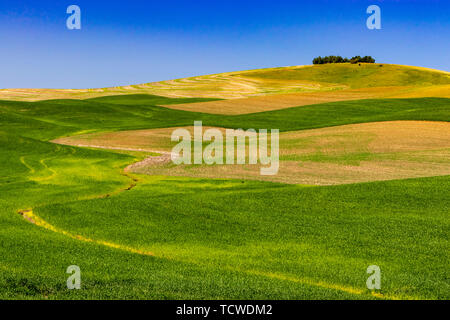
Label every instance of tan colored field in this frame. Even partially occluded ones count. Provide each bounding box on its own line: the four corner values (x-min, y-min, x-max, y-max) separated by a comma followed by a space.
387, 84, 450, 99
162, 86, 446, 115
0, 70, 339, 101
53, 127, 192, 152
53, 121, 450, 185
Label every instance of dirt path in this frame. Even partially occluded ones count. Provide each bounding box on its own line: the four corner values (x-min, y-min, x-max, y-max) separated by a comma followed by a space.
55, 142, 172, 155
54, 142, 178, 170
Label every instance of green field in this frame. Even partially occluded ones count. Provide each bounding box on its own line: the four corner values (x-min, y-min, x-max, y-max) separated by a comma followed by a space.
0, 66, 449, 300
243, 63, 450, 88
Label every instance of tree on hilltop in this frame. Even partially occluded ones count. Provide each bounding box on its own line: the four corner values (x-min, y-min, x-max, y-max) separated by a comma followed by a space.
313, 55, 375, 64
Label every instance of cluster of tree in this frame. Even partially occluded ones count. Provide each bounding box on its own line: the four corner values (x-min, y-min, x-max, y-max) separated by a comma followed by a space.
312, 55, 375, 65
349, 56, 376, 64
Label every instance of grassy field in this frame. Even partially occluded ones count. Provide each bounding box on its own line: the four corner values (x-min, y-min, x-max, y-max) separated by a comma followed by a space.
0, 65, 449, 300
243, 64, 450, 88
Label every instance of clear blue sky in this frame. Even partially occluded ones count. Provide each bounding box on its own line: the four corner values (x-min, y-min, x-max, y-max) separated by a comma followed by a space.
0, 0, 449, 89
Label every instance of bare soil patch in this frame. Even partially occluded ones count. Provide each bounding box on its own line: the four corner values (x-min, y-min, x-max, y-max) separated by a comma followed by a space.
54, 121, 450, 185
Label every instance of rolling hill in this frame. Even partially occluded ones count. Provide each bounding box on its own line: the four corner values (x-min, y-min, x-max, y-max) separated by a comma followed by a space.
0, 63, 448, 103
0, 64, 449, 300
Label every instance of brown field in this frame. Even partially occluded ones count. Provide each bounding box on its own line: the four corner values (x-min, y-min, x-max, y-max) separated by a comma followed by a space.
53, 127, 199, 152
53, 121, 450, 185
161, 86, 436, 115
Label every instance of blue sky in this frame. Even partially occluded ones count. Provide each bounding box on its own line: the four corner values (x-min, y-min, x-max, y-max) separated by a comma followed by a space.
0, 0, 448, 89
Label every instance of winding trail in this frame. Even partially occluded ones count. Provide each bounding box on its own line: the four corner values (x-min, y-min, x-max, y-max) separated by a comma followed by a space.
18, 209, 155, 257
17, 144, 156, 256
19, 156, 35, 174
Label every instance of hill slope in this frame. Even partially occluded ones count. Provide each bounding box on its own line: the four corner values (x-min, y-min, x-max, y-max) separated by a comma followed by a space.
0, 64, 448, 102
